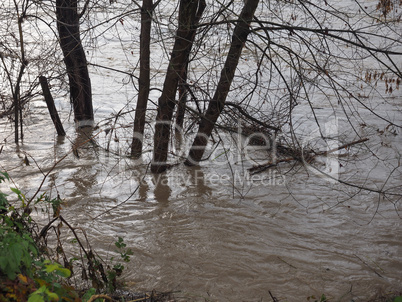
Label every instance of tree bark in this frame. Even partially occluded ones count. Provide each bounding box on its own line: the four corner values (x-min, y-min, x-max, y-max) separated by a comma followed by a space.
56, 0, 93, 126
185, 0, 260, 165
39, 76, 66, 136
14, 9, 28, 143
131, 0, 153, 157
175, 63, 189, 129
151, 0, 206, 173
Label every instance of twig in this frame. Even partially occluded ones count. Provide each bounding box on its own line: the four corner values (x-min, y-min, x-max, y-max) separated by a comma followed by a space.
88, 294, 113, 302
92, 163, 150, 220
354, 254, 383, 278
315, 138, 369, 156
58, 215, 92, 262
277, 256, 297, 269
249, 155, 297, 174
249, 138, 369, 174
269, 291, 279, 302
38, 216, 59, 239
226, 101, 280, 132
24, 130, 103, 212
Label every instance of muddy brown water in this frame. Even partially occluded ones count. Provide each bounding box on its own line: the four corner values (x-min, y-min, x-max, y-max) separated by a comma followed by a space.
1, 0, 401, 300
0, 106, 401, 301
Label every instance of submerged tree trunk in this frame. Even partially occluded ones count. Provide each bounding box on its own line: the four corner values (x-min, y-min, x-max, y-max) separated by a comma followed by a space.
14, 6, 27, 143
131, 0, 153, 157
151, 0, 206, 173
185, 0, 260, 165
175, 63, 189, 129
39, 76, 66, 136
56, 0, 93, 126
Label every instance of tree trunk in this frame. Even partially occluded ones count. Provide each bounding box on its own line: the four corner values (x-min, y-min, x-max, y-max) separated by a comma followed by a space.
39, 76, 66, 136
151, 0, 206, 173
131, 0, 153, 157
56, 0, 93, 127
14, 10, 27, 143
185, 0, 260, 165
175, 63, 188, 129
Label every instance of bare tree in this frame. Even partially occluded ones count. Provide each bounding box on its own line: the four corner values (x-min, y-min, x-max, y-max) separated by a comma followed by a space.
151, 0, 206, 173
0, 0, 400, 207
0, 0, 62, 142
131, 0, 154, 157
56, 0, 94, 126
0, 0, 29, 143
185, 0, 260, 165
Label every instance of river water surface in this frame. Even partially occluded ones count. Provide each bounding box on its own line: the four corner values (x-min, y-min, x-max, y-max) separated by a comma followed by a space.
1, 0, 402, 301
1, 100, 401, 301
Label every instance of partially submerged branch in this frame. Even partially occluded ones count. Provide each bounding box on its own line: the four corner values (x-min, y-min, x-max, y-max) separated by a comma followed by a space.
249, 137, 369, 174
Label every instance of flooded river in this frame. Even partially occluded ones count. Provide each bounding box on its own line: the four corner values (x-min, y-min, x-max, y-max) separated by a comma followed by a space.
1, 0, 402, 301
0, 98, 401, 301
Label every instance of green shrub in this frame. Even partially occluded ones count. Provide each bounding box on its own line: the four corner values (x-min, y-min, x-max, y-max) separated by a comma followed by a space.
0, 171, 76, 301
0, 224, 38, 280
0, 171, 131, 301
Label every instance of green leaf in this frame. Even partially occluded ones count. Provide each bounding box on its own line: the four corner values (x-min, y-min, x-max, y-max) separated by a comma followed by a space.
47, 291, 59, 301
44, 262, 71, 278
394, 297, 402, 302
36, 286, 47, 294
44, 263, 60, 273
28, 285, 59, 302
9, 243, 23, 264
28, 294, 45, 302
0, 171, 9, 183
56, 267, 71, 278
115, 236, 127, 249
10, 187, 26, 206
10, 187, 22, 195
82, 288, 96, 302
0, 255, 17, 280
0, 192, 9, 207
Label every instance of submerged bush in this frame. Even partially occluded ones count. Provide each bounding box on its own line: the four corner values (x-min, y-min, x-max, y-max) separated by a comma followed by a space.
0, 171, 130, 301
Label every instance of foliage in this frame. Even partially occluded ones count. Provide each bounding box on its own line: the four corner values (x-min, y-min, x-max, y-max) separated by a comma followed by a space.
106, 237, 134, 292
0, 171, 38, 281
81, 288, 96, 302
0, 173, 76, 301
0, 172, 9, 213
115, 236, 133, 264
307, 294, 328, 302
0, 223, 37, 280
0, 171, 132, 301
